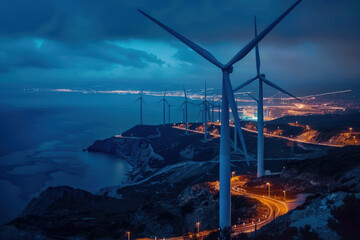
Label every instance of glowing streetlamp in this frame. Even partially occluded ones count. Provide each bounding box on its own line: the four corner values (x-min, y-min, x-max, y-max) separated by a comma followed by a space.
196, 222, 200, 234
283, 190, 286, 202
126, 232, 130, 240
232, 171, 235, 178
266, 182, 271, 197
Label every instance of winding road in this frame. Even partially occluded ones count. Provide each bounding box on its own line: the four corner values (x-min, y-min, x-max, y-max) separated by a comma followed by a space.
230, 181, 289, 234
173, 124, 343, 148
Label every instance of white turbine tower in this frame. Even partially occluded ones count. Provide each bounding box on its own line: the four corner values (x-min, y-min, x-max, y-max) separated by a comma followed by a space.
233, 96, 238, 153
138, 0, 302, 234
167, 103, 175, 124
135, 90, 145, 125
233, 16, 301, 178
179, 87, 193, 135
210, 95, 216, 123
158, 90, 168, 126
203, 82, 211, 141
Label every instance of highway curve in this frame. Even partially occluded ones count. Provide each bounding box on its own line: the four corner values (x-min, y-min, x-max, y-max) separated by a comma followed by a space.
231, 182, 288, 234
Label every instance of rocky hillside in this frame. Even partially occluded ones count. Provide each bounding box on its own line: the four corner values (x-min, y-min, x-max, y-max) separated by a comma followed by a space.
243, 146, 360, 195
88, 124, 333, 185
88, 125, 221, 183
252, 192, 360, 240
266, 113, 360, 145
0, 183, 261, 239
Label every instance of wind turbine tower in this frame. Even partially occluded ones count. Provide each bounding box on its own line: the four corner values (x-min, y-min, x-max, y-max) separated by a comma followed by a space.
179, 87, 192, 135
203, 82, 210, 141
167, 103, 175, 124
233, 16, 301, 178
158, 90, 168, 126
136, 90, 145, 125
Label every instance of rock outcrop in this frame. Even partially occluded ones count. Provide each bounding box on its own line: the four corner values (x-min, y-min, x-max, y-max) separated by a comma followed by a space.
88, 137, 163, 168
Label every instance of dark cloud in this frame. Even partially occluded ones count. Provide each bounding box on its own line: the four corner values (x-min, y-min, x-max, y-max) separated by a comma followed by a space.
1, 0, 359, 44
0, 0, 359, 93
0, 38, 64, 73
81, 42, 164, 68
0, 38, 164, 73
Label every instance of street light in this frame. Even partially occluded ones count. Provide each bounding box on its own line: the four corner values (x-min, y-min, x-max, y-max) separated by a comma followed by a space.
283, 190, 286, 202
232, 171, 235, 178
126, 232, 130, 240
266, 182, 271, 197
196, 222, 200, 234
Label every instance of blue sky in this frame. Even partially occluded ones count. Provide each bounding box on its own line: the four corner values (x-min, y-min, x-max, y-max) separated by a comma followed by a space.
0, 0, 359, 95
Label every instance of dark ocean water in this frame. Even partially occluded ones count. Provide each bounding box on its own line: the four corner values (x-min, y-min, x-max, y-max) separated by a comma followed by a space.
0, 89, 199, 224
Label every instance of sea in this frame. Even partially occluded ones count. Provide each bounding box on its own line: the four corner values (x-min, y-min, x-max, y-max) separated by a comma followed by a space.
0, 88, 206, 225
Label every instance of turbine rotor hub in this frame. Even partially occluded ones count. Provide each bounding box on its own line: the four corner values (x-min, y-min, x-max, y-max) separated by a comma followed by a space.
260, 74, 266, 78
224, 66, 233, 73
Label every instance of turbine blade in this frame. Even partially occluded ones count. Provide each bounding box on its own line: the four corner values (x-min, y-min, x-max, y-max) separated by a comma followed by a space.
178, 102, 185, 111
226, 0, 302, 68
157, 99, 163, 104
233, 76, 258, 92
254, 16, 261, 75
138, 9, 224, 69
260, 77, 301, 101
223, 72, 250, 165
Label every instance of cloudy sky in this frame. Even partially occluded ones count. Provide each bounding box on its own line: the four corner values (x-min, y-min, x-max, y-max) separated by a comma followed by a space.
0, 0, 359, 95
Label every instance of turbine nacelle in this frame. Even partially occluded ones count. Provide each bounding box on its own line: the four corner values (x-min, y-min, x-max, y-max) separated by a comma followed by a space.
259, 74, 266, 78
223, 66, 234, 73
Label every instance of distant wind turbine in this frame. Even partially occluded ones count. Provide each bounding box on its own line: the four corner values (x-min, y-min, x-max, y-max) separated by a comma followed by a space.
178, 87, 194, 135
135, 90, 145, 125
210, 95, 216, 122
202, 82, 211, 141
138, 0, 302, 232
233, 16, 301, 178
158, 90, 168, 126
180, 108, 186, 123
167, 103, 175, 124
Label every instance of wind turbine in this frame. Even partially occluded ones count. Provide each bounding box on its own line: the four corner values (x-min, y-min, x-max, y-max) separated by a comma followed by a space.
180, 108, 186, 123
167, 103, 175, 124
196, 105, 204, 121
233, 95, 239, 153
210, 95, 217, 123
217, 99, 221, 122
135, 90, 145, 125
233, 16, 301, 178
158, 90, 168, 126
178, 87, 193, 135
202, 82, 211, 141
138, 0, 302, 232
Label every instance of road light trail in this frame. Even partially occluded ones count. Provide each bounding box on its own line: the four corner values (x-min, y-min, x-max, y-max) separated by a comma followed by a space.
173, 123, 343, 147
230, 182, 288, 234
237, 124, 343, 147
